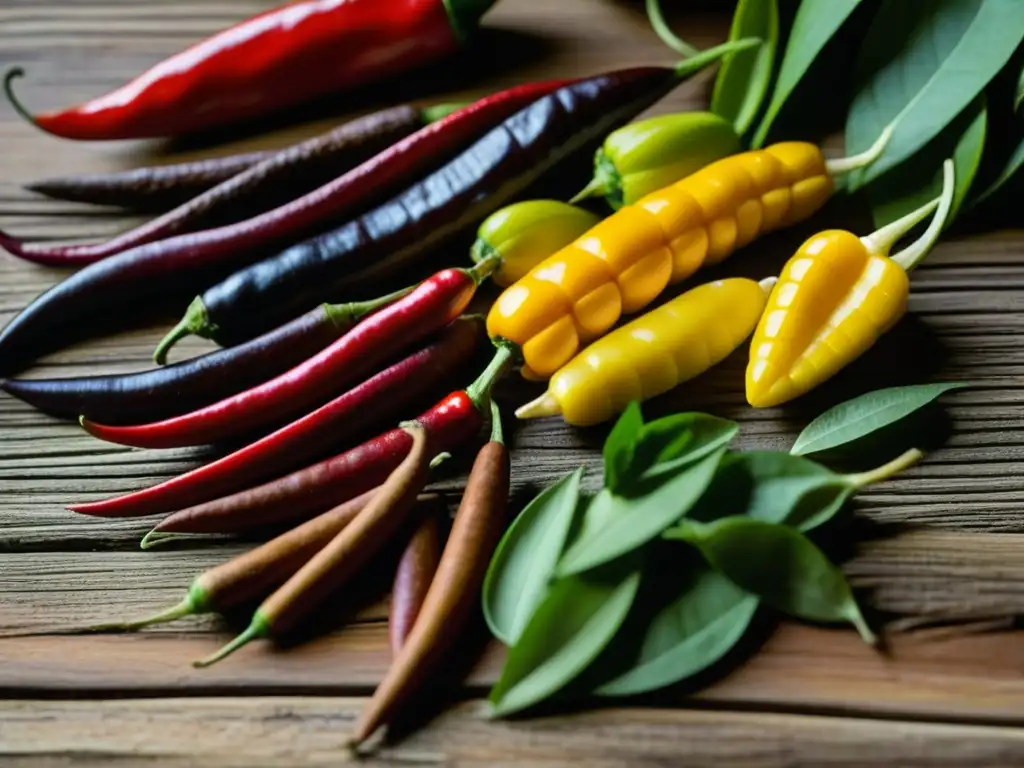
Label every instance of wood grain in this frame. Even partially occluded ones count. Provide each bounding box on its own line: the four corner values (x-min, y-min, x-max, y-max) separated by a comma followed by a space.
6, 697, 1024, 767
1, 0, 1024, 763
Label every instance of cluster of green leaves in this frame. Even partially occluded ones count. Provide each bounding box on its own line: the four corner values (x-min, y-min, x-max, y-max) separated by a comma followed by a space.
709, 0, 1023, 226
482, 383, 965, 717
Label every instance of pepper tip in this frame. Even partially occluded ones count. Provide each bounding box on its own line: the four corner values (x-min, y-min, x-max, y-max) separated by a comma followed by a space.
515, 391, 561, 420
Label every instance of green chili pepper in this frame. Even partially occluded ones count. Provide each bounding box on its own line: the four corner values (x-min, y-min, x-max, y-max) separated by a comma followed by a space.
470, 200, 601, 286
572, 112, 742, 209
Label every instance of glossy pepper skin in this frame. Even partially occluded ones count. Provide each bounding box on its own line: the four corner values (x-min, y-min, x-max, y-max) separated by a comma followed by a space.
574, 111, 741, 209
746, 231, 909, 408
4, 0, 496, 140
517, 278, 770, 426
471, 200, 600, 286
746, 160, 955, 408
487, 142, 832, 379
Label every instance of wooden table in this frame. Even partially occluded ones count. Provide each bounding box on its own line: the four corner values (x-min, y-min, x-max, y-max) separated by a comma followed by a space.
2, 1, 1024, 765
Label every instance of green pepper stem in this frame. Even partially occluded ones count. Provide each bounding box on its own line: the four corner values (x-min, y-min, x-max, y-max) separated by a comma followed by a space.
890, 159, 956, 273
569, 175, 610, 205
848, 605, 879, 647
674, 38, 762, 80
322, 284, 414, 329
3, 68, 42, 133
470, 238, 500, 267
825, 123, 894, 176
844, 448, 924, 489
193, 611, 270, 668
489, 399, 504, 445
646, 0, 699, 57
467, 255, 500, 286
153, 297, 212, 365
466, 342, 515, 411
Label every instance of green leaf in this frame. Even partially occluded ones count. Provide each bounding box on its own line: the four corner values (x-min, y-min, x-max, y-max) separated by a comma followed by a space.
711, 0, 779, 136
488, 559, 642, 717
791, 383, 968, 456
631, 413, 738, 486
593, 555, 758, 696
868, 97, 988, 229
557, 447, 727, 577
483, 467, 584, 646
671, 517, 876, 645
603, 402, 643, 494
682, 451, 856, 532
845, 0, 1024, 189
752, 0, 864, 147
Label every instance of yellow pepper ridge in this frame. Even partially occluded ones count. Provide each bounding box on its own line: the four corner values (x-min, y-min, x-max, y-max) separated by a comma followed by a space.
745, 159, 956, 408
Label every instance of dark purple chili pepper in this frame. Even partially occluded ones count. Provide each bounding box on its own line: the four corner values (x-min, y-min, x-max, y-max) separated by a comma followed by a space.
2, 104, 455, 266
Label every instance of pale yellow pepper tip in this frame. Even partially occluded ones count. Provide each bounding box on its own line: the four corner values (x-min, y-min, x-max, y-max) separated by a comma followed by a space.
515, 391, 560, 420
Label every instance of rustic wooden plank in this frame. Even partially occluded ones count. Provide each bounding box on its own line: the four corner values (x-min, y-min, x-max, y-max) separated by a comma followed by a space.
5, 697, 1024, 767
3, 624, 1024, 728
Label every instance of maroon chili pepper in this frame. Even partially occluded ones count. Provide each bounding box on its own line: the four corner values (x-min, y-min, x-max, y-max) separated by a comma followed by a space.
138, 344, 514, 540
1, 287, 410, 425
3, 0, 497, 140
81, 263, 493, 449
353, 400, 509, 747
1, 103, 457, 266
390, 510, 443, 656
69, 316, 482, 520
0, 79, 566, 375
26, 150, 274, 212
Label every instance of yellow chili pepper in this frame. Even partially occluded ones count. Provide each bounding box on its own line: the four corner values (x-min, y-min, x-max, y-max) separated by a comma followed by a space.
487, 131, 892, 379
517, 277, 774, 426
471, 201, 600, 287
571, 112, 742, 209
746, 159, 955, 408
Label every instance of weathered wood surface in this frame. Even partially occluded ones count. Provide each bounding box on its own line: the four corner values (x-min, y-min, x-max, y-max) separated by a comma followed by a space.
1, 0, 1024, 765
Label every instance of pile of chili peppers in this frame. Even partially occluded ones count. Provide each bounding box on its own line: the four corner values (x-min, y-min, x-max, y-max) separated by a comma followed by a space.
0, 0, 965, 749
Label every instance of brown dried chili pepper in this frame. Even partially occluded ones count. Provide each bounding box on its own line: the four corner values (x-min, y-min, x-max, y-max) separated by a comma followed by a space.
389, 508, 444, 656
352, 400, 509, 748
194, 422, 433, 667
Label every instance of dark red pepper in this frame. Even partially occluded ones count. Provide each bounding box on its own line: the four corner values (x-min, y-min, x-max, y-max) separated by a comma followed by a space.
81, 263, 492, 448
68, 316, 482, 518
4, 0, 498, 140
136, 344, 514, 541
0, 79, 565, 375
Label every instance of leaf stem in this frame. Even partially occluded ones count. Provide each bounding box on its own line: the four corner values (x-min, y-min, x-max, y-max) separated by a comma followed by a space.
845, 448, 924, 489
890, 159, 956, 273
646, 0, 699, 57
825, 123, 894, 176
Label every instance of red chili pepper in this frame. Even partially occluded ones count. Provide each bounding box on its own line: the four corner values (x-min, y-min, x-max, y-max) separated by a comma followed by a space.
3, 0, 498, 140
0, 79, 567, 375
69, 316, 482, 519
138, 344, 514, 540
81, 263, 492, 449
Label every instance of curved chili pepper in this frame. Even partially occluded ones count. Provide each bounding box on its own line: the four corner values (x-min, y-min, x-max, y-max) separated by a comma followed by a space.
82, 263, 492, 449
1, 288, 409, 425
746, 160, 955, 408
138, 345, 514, 538
26, 150, 274, 212
2, 104, 456, 266
352, 400, 509, 747
390, 510, 443, 656
193, 422, 435, 668
69, 316, 482, 519
0, 81, 558, 375
517, 277, 773, 427
4, 0, 497, 140
157, 43, 756, 355
487, 127, 894, 379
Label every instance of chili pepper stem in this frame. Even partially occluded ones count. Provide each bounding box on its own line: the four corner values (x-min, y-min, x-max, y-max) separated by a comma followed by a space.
470, 238, 500, 267
825, 123, 894, 176
889, 159, 956, 273
3, 68, 40, 132
646, 0, 699, 57
154, 297, 215, 365
674, 38, 763, 80
322, 285, 415, 329
845, 448, 924, 489
849, 609, 879, 647
465, 341, 515, 409
466, 255, 500, 285
193, 610, 271, 668
489, 399, 504, 444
